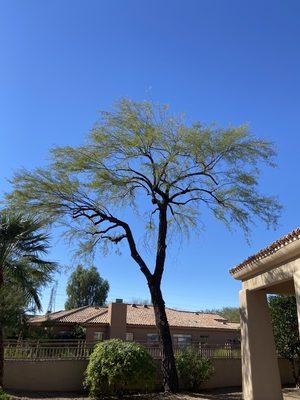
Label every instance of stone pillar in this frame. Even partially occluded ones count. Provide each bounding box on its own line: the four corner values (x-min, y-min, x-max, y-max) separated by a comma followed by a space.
108, 300, 127, 340
240, 289, 283, 400
293, 269, 300, 338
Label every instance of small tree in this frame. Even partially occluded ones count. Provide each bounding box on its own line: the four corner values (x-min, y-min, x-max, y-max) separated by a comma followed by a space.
176, 347, 214, 391
0, 211, 55, 388
269, 295, 300, 387
65, 265, 109, 310
7, 99, 281, 391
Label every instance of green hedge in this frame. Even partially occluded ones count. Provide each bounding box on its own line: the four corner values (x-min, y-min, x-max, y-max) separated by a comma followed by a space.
85, 339, 156, 397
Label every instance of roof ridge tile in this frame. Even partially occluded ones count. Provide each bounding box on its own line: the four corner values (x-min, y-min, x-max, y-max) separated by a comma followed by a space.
230, 227, 300, 276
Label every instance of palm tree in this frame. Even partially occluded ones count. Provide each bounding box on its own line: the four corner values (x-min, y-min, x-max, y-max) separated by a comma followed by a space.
0, 211, 56, 388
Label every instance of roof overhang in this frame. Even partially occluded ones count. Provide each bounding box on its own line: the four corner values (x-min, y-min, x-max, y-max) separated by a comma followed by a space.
230, 230, 300, 281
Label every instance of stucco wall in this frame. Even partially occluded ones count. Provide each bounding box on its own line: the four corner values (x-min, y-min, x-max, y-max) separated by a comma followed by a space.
4, 360, 88, 392
122, 325, 239, 344
3, 358, 294, 392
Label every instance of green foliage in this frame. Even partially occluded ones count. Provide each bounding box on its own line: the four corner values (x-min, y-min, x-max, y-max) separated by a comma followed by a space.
176, 347, 214, 391
85, 339, 156, 397
203, 307, 240, 323
269, 295, 300, 386
8, 99, 281, 259
269, 295, 300, 360
0, 389, 10, 400
0, 211, 56, 312
70, 324, 86, 339
0, 284, 31, 338
217, 307, 240, 323
23, 324, 55, 340
65, 265, 109, 310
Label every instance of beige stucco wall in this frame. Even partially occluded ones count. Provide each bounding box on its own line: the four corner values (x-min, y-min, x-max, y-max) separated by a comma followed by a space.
4, 358, 294, 392
4, 360, 88, 392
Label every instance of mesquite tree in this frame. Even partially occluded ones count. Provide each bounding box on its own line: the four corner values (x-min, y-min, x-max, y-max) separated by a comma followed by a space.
7, 99, 281, 392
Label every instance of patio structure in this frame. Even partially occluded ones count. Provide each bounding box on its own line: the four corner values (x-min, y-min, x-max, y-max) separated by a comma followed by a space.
230, 228, 300, 400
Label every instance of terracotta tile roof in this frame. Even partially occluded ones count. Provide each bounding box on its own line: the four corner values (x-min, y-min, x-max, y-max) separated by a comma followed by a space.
230, 227, 300, 276
30, 304, 239, 331
29, 306, 90, 324
30, 306, 108, 325
127, 305, 239, 330
59, 307, 108, 323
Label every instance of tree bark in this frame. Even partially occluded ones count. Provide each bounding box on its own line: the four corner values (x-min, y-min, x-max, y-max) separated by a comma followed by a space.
124, 202, 179, 392
0, 266, 4, 388
148, 281, 179, 392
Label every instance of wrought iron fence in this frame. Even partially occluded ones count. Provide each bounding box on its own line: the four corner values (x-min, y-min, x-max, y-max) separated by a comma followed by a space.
4, 339, 93, 360
4, 339, 241, 361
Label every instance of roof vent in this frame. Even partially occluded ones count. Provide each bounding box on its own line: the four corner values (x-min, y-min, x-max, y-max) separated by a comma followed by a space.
143, 304, 148, 308
115, 299, 123, 303
131, 304, 137, 308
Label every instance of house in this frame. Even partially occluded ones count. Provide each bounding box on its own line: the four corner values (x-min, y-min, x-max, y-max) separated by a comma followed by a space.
29, 299, 240, 346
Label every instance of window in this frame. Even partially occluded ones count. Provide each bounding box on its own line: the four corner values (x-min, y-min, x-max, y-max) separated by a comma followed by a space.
173, 334, 192, 346
199, 335, 209, 344
147, 333, 159, 344
126, 332, 134, 341
93, 331, 104, 341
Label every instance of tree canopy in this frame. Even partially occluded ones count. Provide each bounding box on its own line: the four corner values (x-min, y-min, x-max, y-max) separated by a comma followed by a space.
6, 98, 281, 392
65, 265, 109, 310
203, 307, 240, 323
8, 100, 280, 256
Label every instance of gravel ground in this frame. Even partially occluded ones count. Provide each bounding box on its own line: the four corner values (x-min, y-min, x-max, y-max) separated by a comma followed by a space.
7, 388, 300, 400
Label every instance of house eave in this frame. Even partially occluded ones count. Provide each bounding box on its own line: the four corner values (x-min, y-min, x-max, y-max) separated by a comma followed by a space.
230, 239, 300, 281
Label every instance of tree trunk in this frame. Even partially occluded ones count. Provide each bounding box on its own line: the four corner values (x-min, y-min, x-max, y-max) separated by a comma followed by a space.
149, 281, 179, 392
0, 267, 4, 388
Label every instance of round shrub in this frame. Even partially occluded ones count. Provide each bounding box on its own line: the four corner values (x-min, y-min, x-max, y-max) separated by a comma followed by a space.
176, 347, 214, 391
85, 339, 156, 397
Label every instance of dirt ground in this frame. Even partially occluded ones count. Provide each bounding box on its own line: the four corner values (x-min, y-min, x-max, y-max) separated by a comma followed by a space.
8, 388, 300, 400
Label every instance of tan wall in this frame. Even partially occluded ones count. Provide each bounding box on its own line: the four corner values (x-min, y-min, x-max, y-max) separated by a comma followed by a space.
85, 325, 109, 342
4, 358, 294, 392
4, 360, 88, 392
128, 326, 239, 344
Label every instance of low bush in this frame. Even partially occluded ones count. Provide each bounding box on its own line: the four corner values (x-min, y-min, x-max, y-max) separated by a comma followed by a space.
85, 339, 156, 397
176, 347, 214, 391
0, 389, 11, 400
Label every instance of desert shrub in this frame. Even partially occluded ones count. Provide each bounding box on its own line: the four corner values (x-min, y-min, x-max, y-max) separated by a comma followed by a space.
176, 347, 214, 391
0, 389, 11, 400
85, 339, 156, 397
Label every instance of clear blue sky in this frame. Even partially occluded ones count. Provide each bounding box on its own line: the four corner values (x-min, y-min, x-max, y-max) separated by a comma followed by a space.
1, 0, 299, 312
